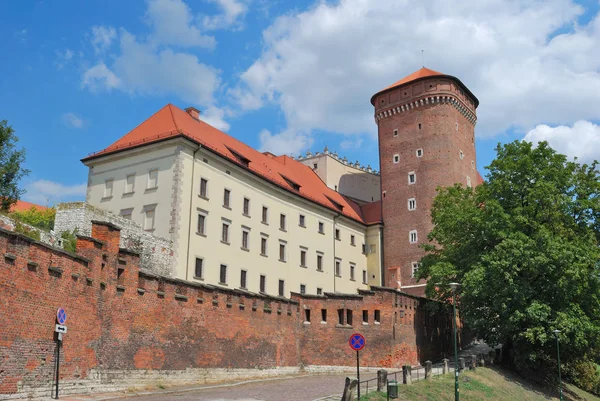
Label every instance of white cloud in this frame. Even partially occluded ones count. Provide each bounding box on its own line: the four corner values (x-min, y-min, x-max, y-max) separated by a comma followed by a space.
146, 0, 215, 48
202, 0, 249, 30
340, 137, 364, 151
259, 128, 313, 156
523, 120, 600, 163
234, 0, 600, 141
91, 26, 117, 53
82, 63, 121, 91
200, 106, 231, 131
23, 180, 87, 205
62, 112, 85, 129
55, 49, 74, 70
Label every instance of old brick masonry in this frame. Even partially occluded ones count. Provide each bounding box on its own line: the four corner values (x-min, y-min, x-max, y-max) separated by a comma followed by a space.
0, 221, 457, 399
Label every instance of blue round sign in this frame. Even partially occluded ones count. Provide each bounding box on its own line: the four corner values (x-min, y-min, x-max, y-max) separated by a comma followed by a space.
349, 333, 365, 351
57, 308, 67, 325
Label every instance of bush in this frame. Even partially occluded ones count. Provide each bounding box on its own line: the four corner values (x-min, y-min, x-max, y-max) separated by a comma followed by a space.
60, 229, 78, 253
11, 206, 55, 231
565, 359, 600, 394
14, 222, 41, 241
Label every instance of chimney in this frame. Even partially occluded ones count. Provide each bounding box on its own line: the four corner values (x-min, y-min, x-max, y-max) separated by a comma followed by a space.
185, 107, 201, 120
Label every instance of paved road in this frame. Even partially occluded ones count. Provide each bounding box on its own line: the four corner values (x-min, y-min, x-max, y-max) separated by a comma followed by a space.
102, 374, 374, 401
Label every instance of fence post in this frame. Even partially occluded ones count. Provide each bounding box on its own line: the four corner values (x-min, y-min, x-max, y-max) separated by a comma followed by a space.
478, 353, 485, 367
425, 361, 433, 380
459, 357, 465, 372
443, 358, 449, 374
377, 369, 388, 391
471, 355, 477, 371
402, 365, 412, 385
341, 377, 358, 401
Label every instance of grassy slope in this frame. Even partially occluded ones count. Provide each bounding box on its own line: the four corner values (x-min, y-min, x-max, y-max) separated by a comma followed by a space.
360, 367, 600, 401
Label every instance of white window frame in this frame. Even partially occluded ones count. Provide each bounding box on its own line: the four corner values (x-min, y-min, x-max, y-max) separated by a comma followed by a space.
393, 128, 398, 137
262, 205, 269, 224
279, 240, 287, 262
219, 264, 228, 285
147, 169, 158, 190
197, 209, 208, 235
335, 258, 342, 277
260, 234, 268, 256
241, 226, 250, 250
199, 177, 209, 198
471, 160, 475, 170
104, 178, 114, 198
362, 270, 367, 284
143, 205, 156, 231
408, 198, 416, 211
460, 150, 464, 160
120, 208, 133, 220
409, 230, 418, 244
194, 257, 204, 279
416, 148, 423, 158
124, 174, 135, 194
408, 172, 416, 185
411, 262, 419, 278
243, 197, 250, 216
300, 246, 307, 267
350, 263, 356, 281
316, 251, 324, 272
221, 218, 231, 244
393, 154, 400, 164
467, 176, 472, 188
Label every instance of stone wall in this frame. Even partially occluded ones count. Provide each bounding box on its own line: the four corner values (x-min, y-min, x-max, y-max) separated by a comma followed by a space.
0, 213, 58, 246
54, 202, 173, 276
0, 221, 460, 400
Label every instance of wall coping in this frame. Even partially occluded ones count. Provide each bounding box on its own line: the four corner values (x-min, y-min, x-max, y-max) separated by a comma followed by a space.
90, 220, 122, 231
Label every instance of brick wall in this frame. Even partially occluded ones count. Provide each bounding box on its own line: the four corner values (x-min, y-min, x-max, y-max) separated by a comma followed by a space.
0, 221, 459, 399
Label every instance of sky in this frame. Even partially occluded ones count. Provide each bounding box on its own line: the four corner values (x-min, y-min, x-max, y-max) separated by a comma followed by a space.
1, 0, 599, 206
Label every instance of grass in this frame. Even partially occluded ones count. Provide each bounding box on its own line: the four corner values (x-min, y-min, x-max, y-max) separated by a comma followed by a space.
357, 367, 600, 401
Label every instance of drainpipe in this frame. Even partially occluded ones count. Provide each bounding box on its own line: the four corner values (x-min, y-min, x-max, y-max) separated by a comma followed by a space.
185, 146, 201, 281
333, 213, 340, 293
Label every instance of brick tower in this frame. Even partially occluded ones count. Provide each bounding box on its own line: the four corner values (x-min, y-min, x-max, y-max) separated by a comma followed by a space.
371, 68, 479, 296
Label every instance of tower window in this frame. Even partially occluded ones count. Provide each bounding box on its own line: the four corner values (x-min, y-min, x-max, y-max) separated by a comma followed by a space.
408, 172, 416, 185
408, 198, 416, 211
393, 129, 398, 137
416, 149, 423, 157
456, 122, 459, 131
467, 176, 472, 188
418, 123, 422, 130
471, 160, 475, 169
460, 150, 464, 160
412, 262, 419, 278
393, 154, 400, 164
409, 230, 418, 244
313, 163, 318, 169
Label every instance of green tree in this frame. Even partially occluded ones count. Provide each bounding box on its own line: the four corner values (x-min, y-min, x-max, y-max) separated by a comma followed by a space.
0, 120, 29, 211
11, 206, 55, 231
418, 141, 600, 384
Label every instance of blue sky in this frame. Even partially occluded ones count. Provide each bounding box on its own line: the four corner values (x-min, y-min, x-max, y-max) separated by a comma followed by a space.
1, 0, 599, 205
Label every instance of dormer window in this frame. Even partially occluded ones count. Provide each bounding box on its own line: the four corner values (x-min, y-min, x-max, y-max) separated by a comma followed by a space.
226, 146, 250, 167
281, 174, 301, 191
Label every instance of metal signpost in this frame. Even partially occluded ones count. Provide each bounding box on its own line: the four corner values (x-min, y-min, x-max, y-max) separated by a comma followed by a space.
54, 308, 67, 399
349, 333, 366, 399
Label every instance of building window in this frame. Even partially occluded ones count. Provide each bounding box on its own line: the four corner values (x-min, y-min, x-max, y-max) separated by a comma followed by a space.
362, 270, 367, 284
393, 154, 400, 164
313, 163, 318, 169
218, 264, 227, 284
223, 189, 231, 208
104, 179, 114, 198
362, 310, 369, 323
418, 123, 422, 130
317, 288, 323, 296
335, 259, 341, 277
279, 242, 286, 262
471, 160, 475, 169
120, 208, 133, 220
243, 197, 250, 216
337, 309, 344, 325
262, 206, 268, 224
240, 270, 247, 289
200, 178, 208, 198
197, 213, 206, 235
300, 249, 307, 267
350, 263, 355, 281
147, 169, 158, 189
241, 229, 249, 250
318, 222, 324, 234
374, 310, 381, 323
362, 244, 366, 254
393, 129, 398, 137
350, 235, 355, 246
321, 308, 327, 321
193, 257, 204, 279
260, 275, 266, 293
460, 150, 464, 160
280, 214, 286, 231
144, 206, 155, 231
300, 284, 306, 295
221, 222, 230, 244
409, 230, 418, 244
304, 309, 310, 322
317, 253, 323, 271
261, 236, 268, 256
335, 229, 340, 240
278, 279, 285, 297
408, 172, 416, 184
125, 174, 135, 193
408, 198, 416, 211
299, 214, 306, 227
416, 148, 423, 157
467, 176, 472, 188
456, 122, 459, 131
346, 310, 353, 326
412, 262, 419, 278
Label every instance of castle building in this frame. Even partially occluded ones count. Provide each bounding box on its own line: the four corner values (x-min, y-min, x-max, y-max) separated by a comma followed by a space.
371, 67, 481, 295
81, 67, 480, 298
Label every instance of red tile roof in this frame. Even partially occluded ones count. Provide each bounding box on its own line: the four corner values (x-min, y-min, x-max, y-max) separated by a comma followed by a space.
10, 200, 48, 212
83, 104, 369, 223
360, 201, 382, 225
371, 67, 479, 107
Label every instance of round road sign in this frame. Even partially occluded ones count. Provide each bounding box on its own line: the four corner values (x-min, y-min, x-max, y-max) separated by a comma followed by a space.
349, 333, 365, 351
57, 308, 67, 325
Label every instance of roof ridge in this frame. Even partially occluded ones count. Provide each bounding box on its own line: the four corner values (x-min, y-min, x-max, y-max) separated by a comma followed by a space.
168, 104, 182, 133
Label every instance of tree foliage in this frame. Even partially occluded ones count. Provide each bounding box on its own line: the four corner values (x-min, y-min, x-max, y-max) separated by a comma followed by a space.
0, 120, 28, 211
11, 206, 55, 231
418, 141, 600, 382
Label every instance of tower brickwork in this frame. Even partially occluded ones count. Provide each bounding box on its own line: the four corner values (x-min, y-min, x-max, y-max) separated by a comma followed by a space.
371, 68, 479, 296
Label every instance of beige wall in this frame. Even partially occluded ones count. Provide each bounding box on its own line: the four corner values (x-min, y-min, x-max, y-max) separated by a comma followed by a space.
298, 153, 380, 204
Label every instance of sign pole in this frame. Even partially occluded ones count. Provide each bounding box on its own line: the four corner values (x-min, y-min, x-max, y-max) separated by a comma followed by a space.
55, 337, 60, 399
356, 350, 360, 400
54, 307, 67, 400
